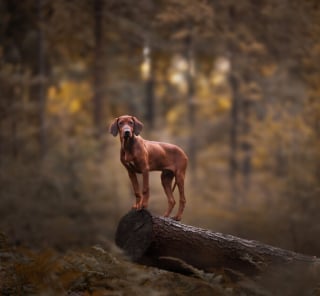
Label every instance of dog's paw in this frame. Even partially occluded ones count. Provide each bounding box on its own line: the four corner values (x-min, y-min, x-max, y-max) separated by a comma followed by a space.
132, 203, 139, 210
171, 216, 181, 221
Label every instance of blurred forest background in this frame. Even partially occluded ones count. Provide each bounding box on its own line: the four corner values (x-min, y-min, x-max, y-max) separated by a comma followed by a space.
1, 0, 320, 258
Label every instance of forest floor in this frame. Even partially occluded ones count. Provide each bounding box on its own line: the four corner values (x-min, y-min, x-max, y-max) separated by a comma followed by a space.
1, 232, 320, 296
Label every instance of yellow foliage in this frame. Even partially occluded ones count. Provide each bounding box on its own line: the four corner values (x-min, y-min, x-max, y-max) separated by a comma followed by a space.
167, 104, 186, 126
47, 80, 92, 116
70, 99, 81, 113
260, 63, 277, 77
210, 73, 226, 86
217, 96, 231, 112
140, 60, 151, 80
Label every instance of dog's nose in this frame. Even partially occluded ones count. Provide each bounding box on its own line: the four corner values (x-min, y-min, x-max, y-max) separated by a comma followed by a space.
124, 130, 130, 137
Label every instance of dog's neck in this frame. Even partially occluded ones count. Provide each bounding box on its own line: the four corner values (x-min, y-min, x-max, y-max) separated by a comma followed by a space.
121, 135, 135, 152
121, 135, 136, 162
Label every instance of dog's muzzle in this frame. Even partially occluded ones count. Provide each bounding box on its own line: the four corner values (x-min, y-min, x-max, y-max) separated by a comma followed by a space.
123, 127, 131, 138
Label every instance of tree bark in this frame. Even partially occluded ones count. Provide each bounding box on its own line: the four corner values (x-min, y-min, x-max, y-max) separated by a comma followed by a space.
115, 210, 318, 276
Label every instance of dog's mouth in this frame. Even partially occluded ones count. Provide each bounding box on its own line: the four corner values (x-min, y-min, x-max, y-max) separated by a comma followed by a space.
123, 128, 132, 138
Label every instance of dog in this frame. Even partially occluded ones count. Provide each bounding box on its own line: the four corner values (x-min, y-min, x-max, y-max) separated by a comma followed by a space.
109, 115, 188, 221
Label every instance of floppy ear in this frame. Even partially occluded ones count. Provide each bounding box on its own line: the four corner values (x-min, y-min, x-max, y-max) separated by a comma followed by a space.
109, 118, 119, 136
132, 116, 143, 135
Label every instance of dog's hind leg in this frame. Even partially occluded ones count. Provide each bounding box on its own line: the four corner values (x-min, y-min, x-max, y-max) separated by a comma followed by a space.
172, 170, 186, 221
161, 170, 176, 217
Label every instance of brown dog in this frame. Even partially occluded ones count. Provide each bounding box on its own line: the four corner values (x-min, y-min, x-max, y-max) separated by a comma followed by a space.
109, 115, 188, 221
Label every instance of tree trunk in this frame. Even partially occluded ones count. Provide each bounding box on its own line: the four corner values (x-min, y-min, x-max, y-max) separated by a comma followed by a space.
93, 0, 104, 140
115, 210, 318, 276
241, 98, 252, 192
30, 0, 47, 158
229, 73, 240, 205
185, 33, 196, 172
145, 75, 155, 129
143, 44, 155, 129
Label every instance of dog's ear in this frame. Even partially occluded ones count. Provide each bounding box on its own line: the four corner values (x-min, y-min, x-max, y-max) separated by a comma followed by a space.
109, 118, 119, 136
132, 116, 143, 135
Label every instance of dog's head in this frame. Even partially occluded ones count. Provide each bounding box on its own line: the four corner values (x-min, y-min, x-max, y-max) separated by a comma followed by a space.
109, 115, 143, 138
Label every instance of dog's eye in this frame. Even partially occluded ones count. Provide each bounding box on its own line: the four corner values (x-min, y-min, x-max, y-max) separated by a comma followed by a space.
118, 121, 124, 126
129, 121, 134, 125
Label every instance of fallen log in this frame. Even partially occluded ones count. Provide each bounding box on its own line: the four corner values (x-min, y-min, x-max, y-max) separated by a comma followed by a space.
115, 210, 319, 276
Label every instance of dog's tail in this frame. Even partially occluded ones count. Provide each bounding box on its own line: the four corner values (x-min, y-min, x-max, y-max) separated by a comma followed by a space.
172, 180, 177, 192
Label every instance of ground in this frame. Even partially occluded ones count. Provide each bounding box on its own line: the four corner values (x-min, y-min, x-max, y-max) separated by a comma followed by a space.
1, 232, 320, 295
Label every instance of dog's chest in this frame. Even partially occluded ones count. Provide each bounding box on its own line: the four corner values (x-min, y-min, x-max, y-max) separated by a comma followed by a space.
123, 150, 134, 162
122, 151, 142, 173
127, 161, 140, 172
125, 158, 142, 173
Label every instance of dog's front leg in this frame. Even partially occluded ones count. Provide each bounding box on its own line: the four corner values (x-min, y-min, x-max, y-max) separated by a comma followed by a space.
138, 170, 149, 209
127, 169, 143, 209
